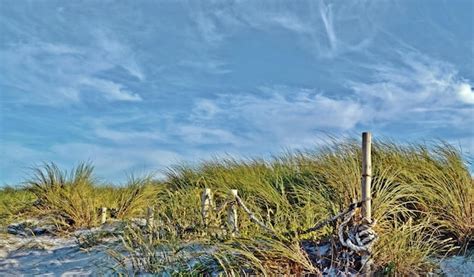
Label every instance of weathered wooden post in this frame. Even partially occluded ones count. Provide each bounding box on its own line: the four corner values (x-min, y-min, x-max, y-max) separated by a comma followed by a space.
361, 132, 372, 222
227, 189, 239, 237
361, 132, 373, 274
201, 188, 212, 228
101, 207, 107, 224
146, 206, 154, 229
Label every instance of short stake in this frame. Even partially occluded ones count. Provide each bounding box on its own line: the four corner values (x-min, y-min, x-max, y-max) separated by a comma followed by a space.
146, 206, 154, 229
101, 207, 107, 224
227, 189, 239, 237
201, 188, 212, 229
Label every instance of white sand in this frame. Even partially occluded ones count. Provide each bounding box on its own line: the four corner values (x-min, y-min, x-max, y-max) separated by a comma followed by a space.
1, 231, 472, 276
440, 255, 474, 277
0, 235, 115, 276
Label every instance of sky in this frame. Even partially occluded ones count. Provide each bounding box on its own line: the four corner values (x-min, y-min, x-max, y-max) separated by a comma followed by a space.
0, 0, 473, 185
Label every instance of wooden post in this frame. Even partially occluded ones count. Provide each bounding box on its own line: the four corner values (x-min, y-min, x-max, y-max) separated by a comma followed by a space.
361, 132, 372, 222
146, 206, 154, 229
361, 132, 373, 275
201, 188, 212, 228
101, 207, 107, 224
227, 189, 238, 237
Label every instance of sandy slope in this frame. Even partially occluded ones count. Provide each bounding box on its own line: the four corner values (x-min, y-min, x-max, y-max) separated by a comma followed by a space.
0, 234, 115, 276
0, 230, 472, 276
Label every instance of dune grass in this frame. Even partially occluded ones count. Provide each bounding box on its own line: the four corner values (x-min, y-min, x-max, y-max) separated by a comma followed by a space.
0, 138, 472, 274
119, 139, 471, 275
12, 163, 162, 231
0, 186, 36, 227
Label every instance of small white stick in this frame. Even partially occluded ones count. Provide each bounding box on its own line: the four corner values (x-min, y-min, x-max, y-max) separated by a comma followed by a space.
227, 189, 238, 237
201, 188, 212, 228
146, 206, 154, 229
101, 207, 107, 224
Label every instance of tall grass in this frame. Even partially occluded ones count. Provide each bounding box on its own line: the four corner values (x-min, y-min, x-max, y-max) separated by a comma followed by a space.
118, 139, 471, 274
27, 163, 99, 228
0, 186, 36, 226
24, 163, 161, 230
374, 218, 454, 275
0, 138, 471, 275
410, 144, 473, 252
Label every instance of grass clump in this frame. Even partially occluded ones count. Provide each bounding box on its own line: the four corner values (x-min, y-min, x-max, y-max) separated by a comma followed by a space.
27, 163, 99, 229
23, 163, 161, 231
0, 186, 36, 227
410, 145, 473, 252
375, 218, 455, 275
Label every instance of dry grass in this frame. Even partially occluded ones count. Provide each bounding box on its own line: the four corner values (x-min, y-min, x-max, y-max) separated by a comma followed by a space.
0, 186, 35, 226
0, 138, 472, 275
22, 163, 161, 230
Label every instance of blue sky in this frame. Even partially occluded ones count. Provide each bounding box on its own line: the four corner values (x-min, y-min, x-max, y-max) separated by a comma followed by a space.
1, 0, 473, 185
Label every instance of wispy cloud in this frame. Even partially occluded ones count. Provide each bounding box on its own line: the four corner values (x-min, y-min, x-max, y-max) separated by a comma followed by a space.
79, 77, 142, 102
93, 30, 145, 81
349, 51, 473, 126
319, 1, 337, 53
268, 14, 310, 33
50, 143, 181, 179
189, 87, 363, 149
232, 87, 363, 131
188, 0, 379, 59
0, 30, 144, 105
